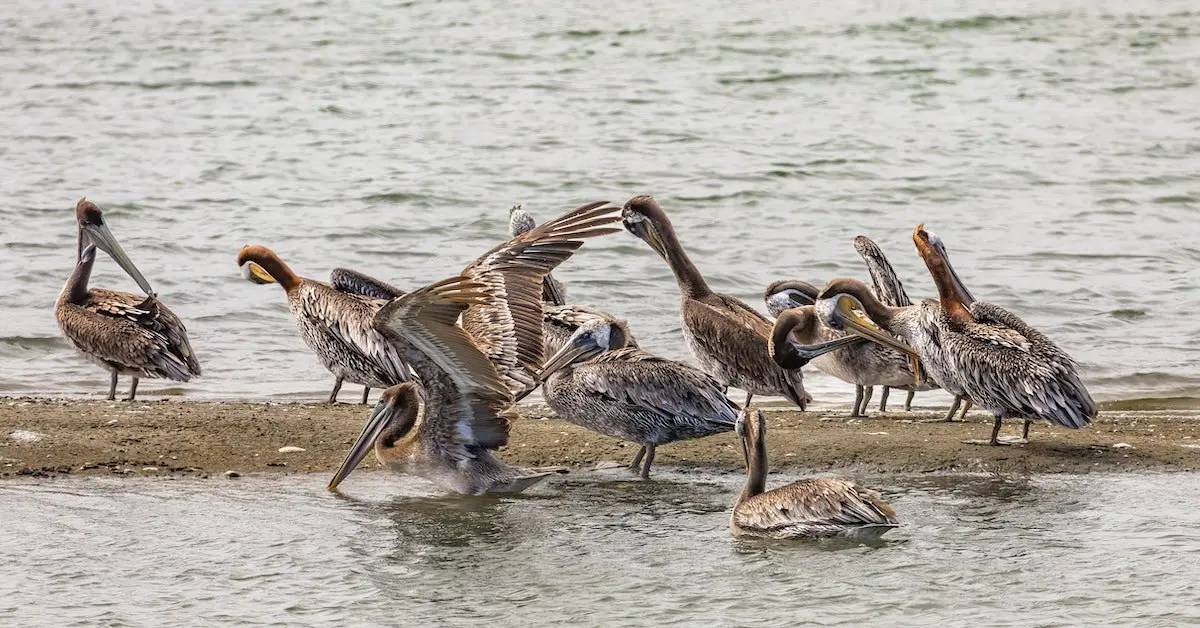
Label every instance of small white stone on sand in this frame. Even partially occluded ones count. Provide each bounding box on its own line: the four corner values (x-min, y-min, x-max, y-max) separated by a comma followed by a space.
9, 429, 44, 443
865, 432, 889, 436
224, 470, 241, 478
142, 467, 158, 472
1179, 444, 1200, 450
1111, 443, 1134, 449
277, 446, 306, 453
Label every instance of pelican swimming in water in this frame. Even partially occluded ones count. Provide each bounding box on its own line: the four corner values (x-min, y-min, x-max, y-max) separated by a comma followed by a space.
327, 202, 621, 493
238, 246, 411, 404
622, 196, 808, 409
765, 280, 921, 418
56, 199, 200, 400
538, 316, 738, 479
327, 279, 565, 495
731, 407, 899, 540
854, 236, 958, 418
809, 225, 1097, 446
508, 205, 638, 356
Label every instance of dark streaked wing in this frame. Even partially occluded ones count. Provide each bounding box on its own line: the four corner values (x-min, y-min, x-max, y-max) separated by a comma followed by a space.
296, 282, 410, 385
854, 236, 912, 308
66, 289, 199, 380
734, 478, 898, 532
576, 347, 738, 428
329, 268, 406, 300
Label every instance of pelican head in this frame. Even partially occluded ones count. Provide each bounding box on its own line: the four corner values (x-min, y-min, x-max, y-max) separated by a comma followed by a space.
539, 318, 631, 379
764, 280, 820, 318
237, 244, 300, 291
75, 198, 155, 296
913, 224, 975, 306
770, 306, 866, 370
327, 382, 421, 492
508, 204, 536, 237
621, 195, 670, 260
816, 291, 923, 383
734, 406, 765, 440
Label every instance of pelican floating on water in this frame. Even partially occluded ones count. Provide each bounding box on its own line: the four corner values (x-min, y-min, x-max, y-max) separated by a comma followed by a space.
508, 205, 638, 356
237, 246, 411, 404
538, 316, 738, 479
731, 408, 899, 540
622, 196, 808, 408
810, 225, 1097, 445
328, 201, 621, 493
766, 280, 921, 417
56, 199, 200, 400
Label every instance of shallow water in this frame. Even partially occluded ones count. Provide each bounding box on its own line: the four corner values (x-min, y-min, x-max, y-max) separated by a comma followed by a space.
0, 471, 1196, 626
2, 0, 1200, 404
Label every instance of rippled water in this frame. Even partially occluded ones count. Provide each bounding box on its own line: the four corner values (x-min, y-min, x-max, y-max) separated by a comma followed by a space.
0, 471, 1196, 626
2, 0, 1199, 403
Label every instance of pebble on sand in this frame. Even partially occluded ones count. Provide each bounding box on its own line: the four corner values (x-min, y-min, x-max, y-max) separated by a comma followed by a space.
8, 429, 44, 443
277, 446, 306, 453
224, 470, 241, 478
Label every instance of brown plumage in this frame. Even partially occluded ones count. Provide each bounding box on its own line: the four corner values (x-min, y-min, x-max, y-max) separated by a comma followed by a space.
731, 408, 899, 540
622, 196, 808, 408
56, 199, 199, 401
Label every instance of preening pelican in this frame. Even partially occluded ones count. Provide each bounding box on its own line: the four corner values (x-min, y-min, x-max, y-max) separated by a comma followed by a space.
507, 204, 637, 356
855, 236, 958, 418
766, 281, 920, 417
811, 225, 1097, 445
622, 196, 808, 409
731, 408, 899, 540
237, 246, 411, 404
538, 316, 737, 479
56, 199, 200, 400
327, 279, 565, 495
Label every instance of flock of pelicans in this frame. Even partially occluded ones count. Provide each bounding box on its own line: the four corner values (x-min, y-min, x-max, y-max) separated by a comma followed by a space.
55, 197, 1097, 540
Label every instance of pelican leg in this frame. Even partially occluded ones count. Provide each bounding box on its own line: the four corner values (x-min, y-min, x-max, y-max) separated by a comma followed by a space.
958, 397, 973, 420
628, 445, 647, 473
1022, 420, 1031, 440
852, 386, 865, 417
744, 393, 753, 408
989, 416, 1003, 445
107, 371, 118, 401
125, 377, 139, 402
879, 387, 891, 412
860, 387, 874, 416
904, 390, 915, 411
922, 395, 962, 423
328, 377, 343, 404
639, 443, 657, 480
360, 386, 370, 405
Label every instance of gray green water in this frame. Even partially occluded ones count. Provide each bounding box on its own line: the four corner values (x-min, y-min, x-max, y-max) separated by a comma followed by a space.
2, 0, 1199, 405
1, 471, 1197, 626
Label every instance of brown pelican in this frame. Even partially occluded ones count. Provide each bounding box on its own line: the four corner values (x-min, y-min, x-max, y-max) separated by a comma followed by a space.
327, 279, 564, 495
537, 316, 738, 479
56, 199, 200, 400
810, 225, 1097, 445
237, 246, 411, 404
854, 236, 961, 418
622, 196, 808, 408
328, 202, 620, 493
766, 280, 921, 418
507, 205, 638, 356
731, 408, 899, 540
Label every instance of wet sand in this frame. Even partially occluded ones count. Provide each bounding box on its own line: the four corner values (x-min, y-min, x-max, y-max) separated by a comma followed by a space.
1, 397, 1197, 479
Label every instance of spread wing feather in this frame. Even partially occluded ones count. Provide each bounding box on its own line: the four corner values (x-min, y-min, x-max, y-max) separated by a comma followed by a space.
293, 282, 411, 386
329, 268, 406, 300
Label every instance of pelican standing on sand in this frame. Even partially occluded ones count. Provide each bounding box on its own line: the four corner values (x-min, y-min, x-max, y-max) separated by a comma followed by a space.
622, 196, 808, 408
56, 199, 200, 400
538, 316, 738, 479
810, 225, 1097, 445
237, 246, 411, 404
731, 408, 899, 540
766, 280, 920, 418
327, 201, 621, 494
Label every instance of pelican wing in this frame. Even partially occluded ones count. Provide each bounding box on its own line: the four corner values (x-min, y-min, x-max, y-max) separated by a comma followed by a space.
329, 268, 406, 300
734, 478, 898, 532
461, 201, 621, 394
576, 347, 738, 427
684, 295, 808, 406
295, 282, 410, 385
954, 302, 1097, 429
373, 276, 514, 458
854, 236, 912, 307
69, 289, 199, 380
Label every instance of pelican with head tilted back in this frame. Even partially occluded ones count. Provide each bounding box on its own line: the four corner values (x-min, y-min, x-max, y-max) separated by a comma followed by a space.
55, 198, 200, 400
731, 407, 899, 540
327, 201, 622, 494
238, 246, 411, 404
537, 315, 740, 479
806, 225, 1097, 446
621, 195, 809, 409
765, 279, 922, 418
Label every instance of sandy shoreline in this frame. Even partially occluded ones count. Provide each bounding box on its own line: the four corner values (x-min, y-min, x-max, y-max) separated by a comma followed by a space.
1, 397, 1197, 480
